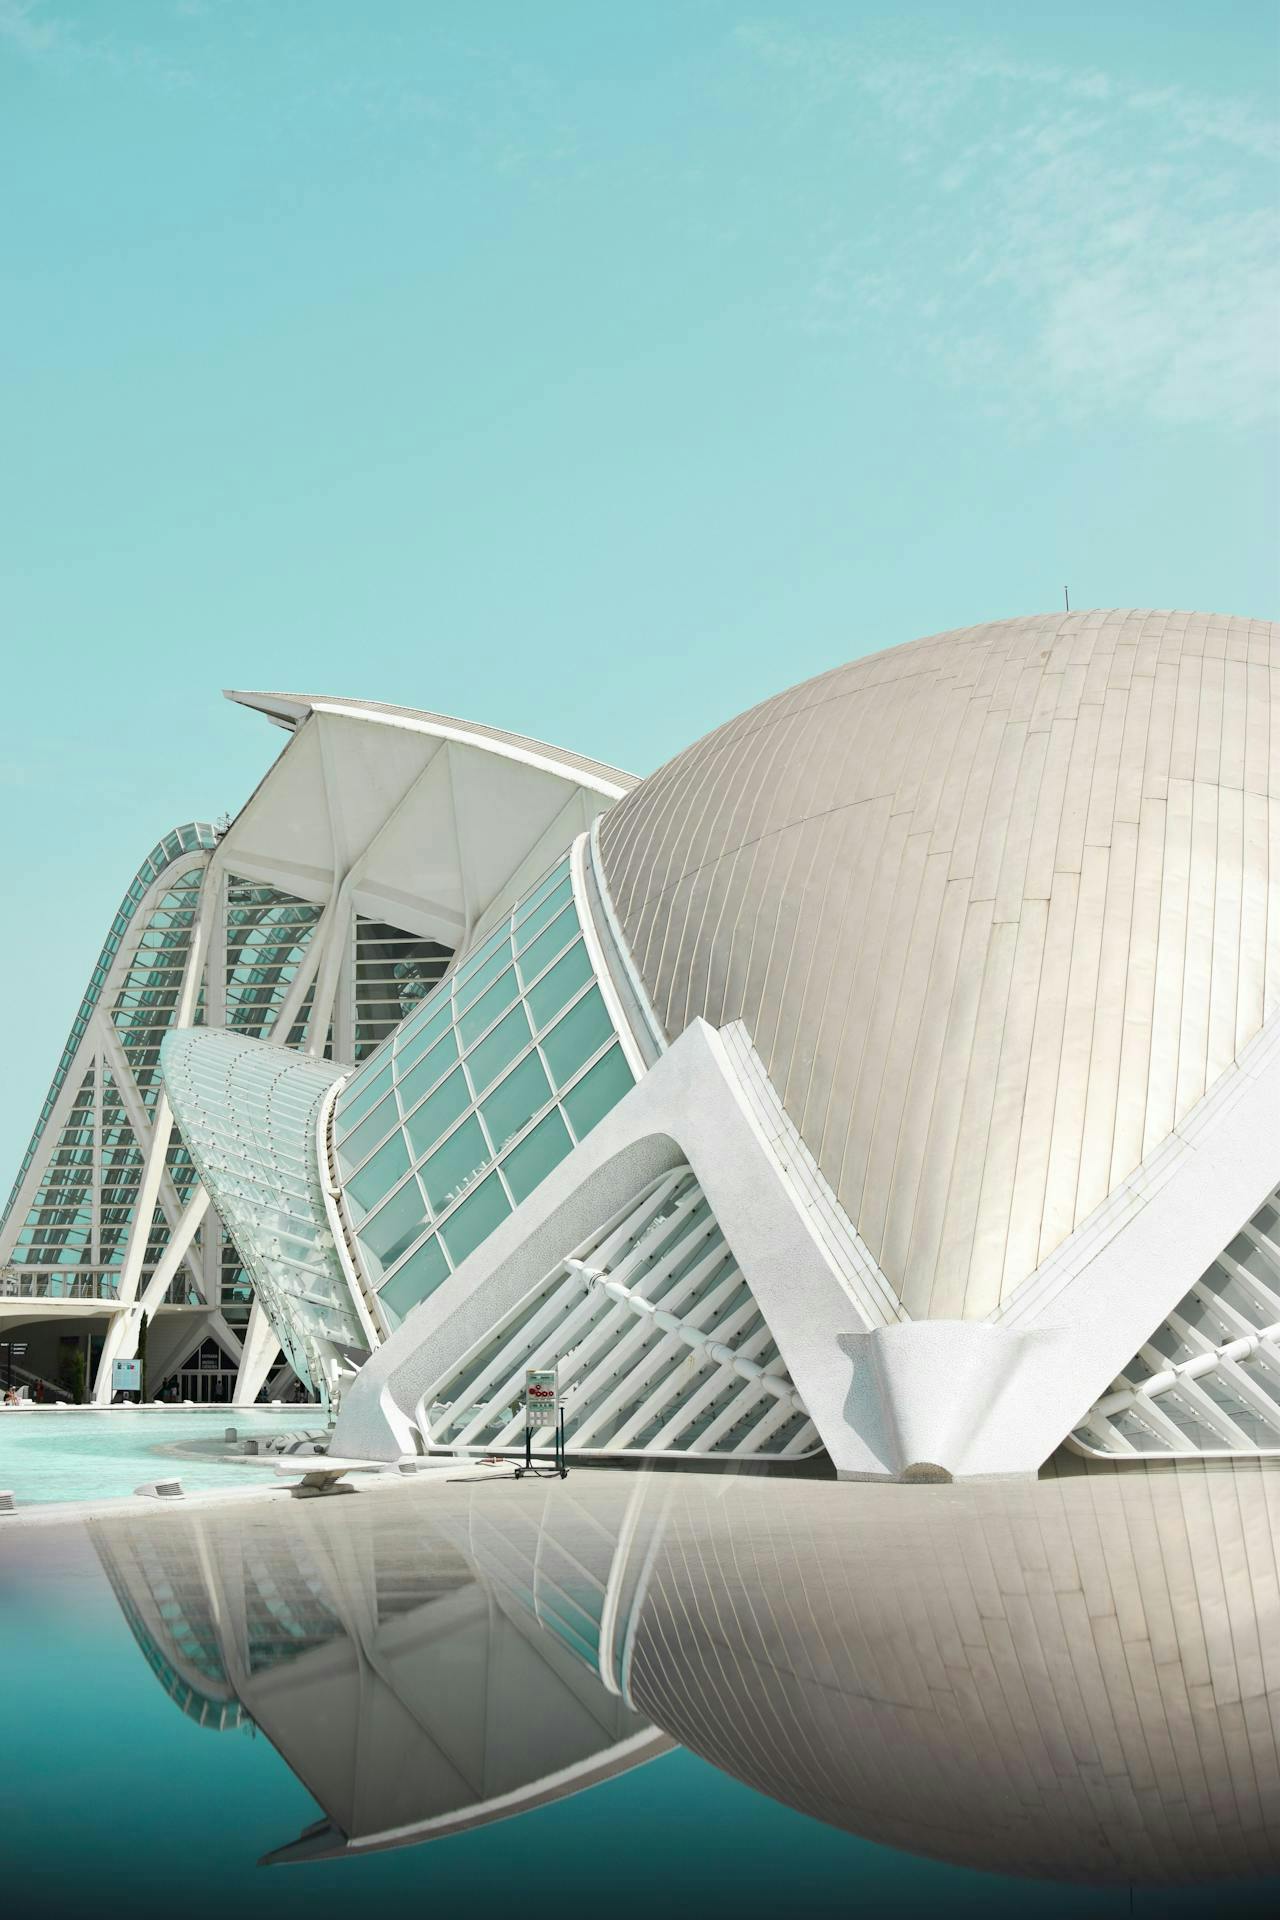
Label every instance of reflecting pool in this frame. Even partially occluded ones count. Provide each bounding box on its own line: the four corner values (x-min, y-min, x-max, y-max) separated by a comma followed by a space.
1, 1461, 1278, 1916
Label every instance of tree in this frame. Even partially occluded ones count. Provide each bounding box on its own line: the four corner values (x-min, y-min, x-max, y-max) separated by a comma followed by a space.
59, 1345, 86, 1405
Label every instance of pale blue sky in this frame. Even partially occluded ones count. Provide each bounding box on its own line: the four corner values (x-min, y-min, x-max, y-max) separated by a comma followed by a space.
2, 0, 1277, 1179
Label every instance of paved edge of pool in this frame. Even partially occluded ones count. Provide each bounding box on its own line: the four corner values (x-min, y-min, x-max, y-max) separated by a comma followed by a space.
0, 1458, 512, 1530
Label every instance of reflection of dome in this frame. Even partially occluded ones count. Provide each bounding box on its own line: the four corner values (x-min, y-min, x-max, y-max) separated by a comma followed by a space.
598, 610, 1277, 1319
96, 1466, 1280, 1887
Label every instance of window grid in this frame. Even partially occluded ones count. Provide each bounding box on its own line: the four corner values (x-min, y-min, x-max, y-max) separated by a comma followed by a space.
331, 854, 635, 1328
334, 907, 582, 1182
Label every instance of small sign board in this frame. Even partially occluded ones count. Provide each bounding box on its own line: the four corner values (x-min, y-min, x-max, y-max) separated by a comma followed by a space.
112, 1358, 142, 1393
524, 1367, 559, 1429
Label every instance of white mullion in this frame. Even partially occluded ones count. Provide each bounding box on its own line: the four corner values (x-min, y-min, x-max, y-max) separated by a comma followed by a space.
643, 1304, 777, 1450
1211, 1353, 1280, 1440
780, 1419, 824, 1458
488, 1184, 706, 1419
1162, 1301, 1280, 1436
1075, 1413, 1141, 1454
1220, 1239, 1280, 1318
568, 1252, 743, 1446
1165, 1371, 1256, 1448
433, 1170, 690, 1446
91, 1039, 103, 1273
733, 1391, 808, 1456
565, 1240, 734, 1440
685, 1317, 794, 1453
445, 1273, 594, 1443
605, 1283, 766, 1450
1159, 1310, 1266, 1444
1186, 1278, 1275, 1350
485, 1300, 637, 1450
698, 1377, 774, 1452
205, 866, 227, 1029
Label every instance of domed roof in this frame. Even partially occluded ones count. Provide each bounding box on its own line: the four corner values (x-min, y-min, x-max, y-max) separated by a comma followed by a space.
598, 610, 1280, 1320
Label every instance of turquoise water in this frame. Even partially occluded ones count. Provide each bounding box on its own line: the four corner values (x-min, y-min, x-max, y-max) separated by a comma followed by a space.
0, 1408, 321, 1504
1, 1481, 1274, 1919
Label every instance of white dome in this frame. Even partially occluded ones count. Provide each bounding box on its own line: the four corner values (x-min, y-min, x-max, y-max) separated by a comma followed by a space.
599, 610, 1280, 1319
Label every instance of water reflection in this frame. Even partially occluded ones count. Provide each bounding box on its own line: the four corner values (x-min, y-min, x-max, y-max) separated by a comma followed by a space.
91, 1461, 1280, 1885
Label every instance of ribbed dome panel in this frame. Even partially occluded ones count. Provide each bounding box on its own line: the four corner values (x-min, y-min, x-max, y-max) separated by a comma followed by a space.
598, 611, 1280, 1318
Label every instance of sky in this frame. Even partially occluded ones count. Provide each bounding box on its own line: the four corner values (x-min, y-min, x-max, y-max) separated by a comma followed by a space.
1, 0, 1277, 1182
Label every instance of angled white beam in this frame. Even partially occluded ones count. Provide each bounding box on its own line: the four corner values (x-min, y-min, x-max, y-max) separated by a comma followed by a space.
93, 884, 215, 1401
233, 1298, 282, 1406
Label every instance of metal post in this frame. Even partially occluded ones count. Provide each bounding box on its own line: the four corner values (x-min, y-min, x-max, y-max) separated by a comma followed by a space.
558, 1404, 567, 1479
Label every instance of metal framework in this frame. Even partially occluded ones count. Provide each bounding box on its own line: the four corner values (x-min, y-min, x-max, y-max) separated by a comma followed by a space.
1072, 1176, 1280, 1455
3, 690, 629, 1406
417, 1167, 820, 1461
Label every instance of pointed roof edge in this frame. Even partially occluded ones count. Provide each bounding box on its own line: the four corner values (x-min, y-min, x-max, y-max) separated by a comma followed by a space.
224, 690, 636, 798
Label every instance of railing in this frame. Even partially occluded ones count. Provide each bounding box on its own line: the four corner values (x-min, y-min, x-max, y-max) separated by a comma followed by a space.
0, 1271, 122, 1301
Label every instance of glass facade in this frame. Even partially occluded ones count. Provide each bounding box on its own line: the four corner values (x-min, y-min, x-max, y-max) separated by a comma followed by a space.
332, 854, 635, 1331
1, 824, 217, 1234
160, 1030, 358, 1397
0, 839, 453, 1348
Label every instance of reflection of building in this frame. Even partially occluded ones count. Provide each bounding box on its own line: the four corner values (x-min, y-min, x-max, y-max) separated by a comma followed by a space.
91, 1487, 666, 1860
9, 612, 1280, 1473
96, 1464, 1280, 1885
0, 694, 628, 1404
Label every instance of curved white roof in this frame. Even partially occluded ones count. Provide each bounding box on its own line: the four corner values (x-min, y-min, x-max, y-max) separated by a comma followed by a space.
218, 688, 635, 951
599, 609, 1280, 1321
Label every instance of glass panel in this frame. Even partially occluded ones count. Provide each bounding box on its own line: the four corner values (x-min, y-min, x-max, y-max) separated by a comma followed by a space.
514, 872, 573, 944
453, 933, 514, 1009
540, 986, 613, 1088
334, 1092, 398, 1177
504, 1109, 572, 1205
458, 967, 518, 1048
396, 1026, 460, 1112
334, 1063, 391, 1139
562, 1045, 633, 1140
467, 1003, 532, 1096
378, 1234, 451, 1329
515, 904, 577, 988
527, 940, 591, 1029
481, 1052, 552, 1155
344, 1129, 411, 1221
358, 1178, 429, 1281
392, 997, 456, 1074
441, 1172, 511, 1267
404, 1067, 469, 1161
421, 1113, 489, 1213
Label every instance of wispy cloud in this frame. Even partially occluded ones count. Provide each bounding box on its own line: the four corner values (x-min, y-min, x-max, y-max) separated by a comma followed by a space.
738, 22, 1279, 431
0, 0, 196, 88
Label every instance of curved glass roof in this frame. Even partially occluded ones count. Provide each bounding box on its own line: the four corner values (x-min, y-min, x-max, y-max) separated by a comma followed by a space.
161, 1029, 355, 1396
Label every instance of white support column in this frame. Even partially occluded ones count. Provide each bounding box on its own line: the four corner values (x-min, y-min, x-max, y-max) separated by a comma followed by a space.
132, 1189, 211, 1322
95, 1013, 202, 1285
91, 1038, 103, 1273
88, 1186, 210, 1401
232, 1298, 282, 1406
92, 883, 215, 1402
304, 887, 352, 1058
268, 892, 338, 1042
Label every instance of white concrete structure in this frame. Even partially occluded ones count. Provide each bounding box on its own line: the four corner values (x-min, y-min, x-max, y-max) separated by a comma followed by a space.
1, 692, 630, 1405
23, 608, 1278, 1476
